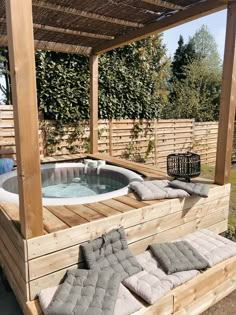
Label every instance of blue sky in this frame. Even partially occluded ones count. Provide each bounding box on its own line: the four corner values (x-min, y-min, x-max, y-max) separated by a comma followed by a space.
162, 9, 227, 60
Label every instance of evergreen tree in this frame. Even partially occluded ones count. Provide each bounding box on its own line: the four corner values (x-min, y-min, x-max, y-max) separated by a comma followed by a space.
171, 35, 198, 80
165, 26, 222, 121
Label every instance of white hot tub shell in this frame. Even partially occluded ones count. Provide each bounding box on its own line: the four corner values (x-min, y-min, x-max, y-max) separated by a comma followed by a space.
0, 162, 143, 205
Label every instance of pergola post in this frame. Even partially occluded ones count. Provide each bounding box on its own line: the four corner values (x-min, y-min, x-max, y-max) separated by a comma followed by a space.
89, 55, 99, 154
215, 2, 236, 185
6, 0, 43, 238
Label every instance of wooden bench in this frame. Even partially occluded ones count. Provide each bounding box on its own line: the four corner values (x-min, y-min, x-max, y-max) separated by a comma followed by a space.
0, 171, 232, 315
26, 255, 236, 315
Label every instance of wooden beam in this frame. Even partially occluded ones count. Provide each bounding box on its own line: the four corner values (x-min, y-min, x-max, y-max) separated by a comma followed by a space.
6, 0, 43, 238
215, 2, 236, 185
34, 40, 92, 55
33, 23, 113, 40
0, 17, 113, 40
0, 35, 92, 55
93, 0, 226, 54
142, 0, 184, 10
33, 0, 143, 29
89, 55, 99, 154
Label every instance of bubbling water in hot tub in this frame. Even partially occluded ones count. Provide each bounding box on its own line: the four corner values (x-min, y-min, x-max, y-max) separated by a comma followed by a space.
0, 161, 143, 205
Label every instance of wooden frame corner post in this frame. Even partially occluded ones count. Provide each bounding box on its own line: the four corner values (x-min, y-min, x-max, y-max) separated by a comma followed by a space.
6, 0, 43, 238
89, 55, 99, 154
215, 2, 236, 185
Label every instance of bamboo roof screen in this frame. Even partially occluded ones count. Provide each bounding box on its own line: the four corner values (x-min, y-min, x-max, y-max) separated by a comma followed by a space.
0, 0, 228, 55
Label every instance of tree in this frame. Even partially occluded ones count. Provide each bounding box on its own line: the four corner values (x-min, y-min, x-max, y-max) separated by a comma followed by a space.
171, 35, 198, 80
189, 25, 221, 70
0, 47, 11, 104
164, 58, 221, 121
165, 25, 222, 121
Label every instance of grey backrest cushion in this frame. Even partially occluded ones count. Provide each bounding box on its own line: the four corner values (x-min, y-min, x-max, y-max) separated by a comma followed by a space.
46, 269, 120, 315
81, 227, 142, 281
149, 241, 208, 275
169, 180, 209, 197
129, 180, 189, 200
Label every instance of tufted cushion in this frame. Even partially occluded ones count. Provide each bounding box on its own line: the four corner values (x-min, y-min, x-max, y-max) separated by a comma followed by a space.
129, 180, 189, 200
81, 227, 142, 281
45, 269, 120, 315
114, 284, 143, 315
149, 241, 208, 274
169, 180, 209, 197
182, 229, 236, 267
39, 283, 143, 315
123, 251, 199, 304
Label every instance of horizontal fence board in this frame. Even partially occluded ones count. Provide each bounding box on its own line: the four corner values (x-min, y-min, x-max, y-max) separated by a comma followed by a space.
0, 106, 225, 167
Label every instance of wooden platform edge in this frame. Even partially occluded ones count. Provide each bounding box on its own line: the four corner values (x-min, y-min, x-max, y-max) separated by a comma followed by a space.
25, 255, 236, 315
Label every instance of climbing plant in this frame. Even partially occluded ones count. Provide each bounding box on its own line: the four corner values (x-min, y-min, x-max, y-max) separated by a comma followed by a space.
35, 34, 169, 123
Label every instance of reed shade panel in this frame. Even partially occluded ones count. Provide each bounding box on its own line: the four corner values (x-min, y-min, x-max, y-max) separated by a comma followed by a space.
0, 0, 226, 55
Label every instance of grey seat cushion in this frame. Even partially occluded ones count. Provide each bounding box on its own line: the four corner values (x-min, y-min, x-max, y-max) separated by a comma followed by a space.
123, 251, 199, 304
129, 180, 189, 200
39, 284, 143, 315
181, 229, 236, 267
149, 241, 208, 274
45, 269, 120, 315
169, 180, 209, 197
114, 284, 143, 315
81, 227, 142, 281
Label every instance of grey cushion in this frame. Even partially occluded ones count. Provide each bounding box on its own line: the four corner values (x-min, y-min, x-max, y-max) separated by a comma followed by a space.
149, 241, 208, 274
182, 229, 236, 267
123, 251, 199, 304
129, 180, 189, 200
81, 227, 142, 281
169, 180, 209, 197
45, 269, 120, 315
39, 284, 143, 315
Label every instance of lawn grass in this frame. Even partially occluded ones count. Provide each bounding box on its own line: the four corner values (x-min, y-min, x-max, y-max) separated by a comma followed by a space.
201, 164, 236, 240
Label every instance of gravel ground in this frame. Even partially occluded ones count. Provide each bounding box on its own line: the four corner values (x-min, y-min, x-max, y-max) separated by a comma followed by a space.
0, 270, 23, 315
202, 290, 236, 314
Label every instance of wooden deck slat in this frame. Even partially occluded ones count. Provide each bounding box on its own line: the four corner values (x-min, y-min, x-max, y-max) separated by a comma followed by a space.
114, 195, 147, 208
101, 199, 134, 212
0, 202, 21, 230
87, 153, 166, 177
43, 207, 69, 233
66, 205, 104, 221
85, 202, 121, 216
46, 206, 88, 227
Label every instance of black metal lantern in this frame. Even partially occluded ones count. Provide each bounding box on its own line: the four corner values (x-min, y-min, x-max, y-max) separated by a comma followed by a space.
167, 152, 201, 182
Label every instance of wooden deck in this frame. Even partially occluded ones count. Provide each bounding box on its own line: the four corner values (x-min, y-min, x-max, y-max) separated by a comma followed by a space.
0, 155, 232, 314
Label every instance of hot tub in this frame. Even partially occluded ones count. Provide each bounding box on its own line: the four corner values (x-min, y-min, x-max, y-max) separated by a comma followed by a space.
0, 162, 143, 205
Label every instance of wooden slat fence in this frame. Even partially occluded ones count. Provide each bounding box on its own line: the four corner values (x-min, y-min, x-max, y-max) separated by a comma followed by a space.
0, 105, 44, 159
0, 105, 219, 168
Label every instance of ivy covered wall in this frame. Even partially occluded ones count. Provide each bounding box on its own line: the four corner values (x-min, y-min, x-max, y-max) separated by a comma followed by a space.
36, 35, 170, 124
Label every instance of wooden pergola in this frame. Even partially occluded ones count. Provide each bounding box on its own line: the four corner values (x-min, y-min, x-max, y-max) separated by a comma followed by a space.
0, 0, 235, 240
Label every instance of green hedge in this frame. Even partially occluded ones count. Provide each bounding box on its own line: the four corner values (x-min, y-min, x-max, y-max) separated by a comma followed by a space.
36, 35, 169, 124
